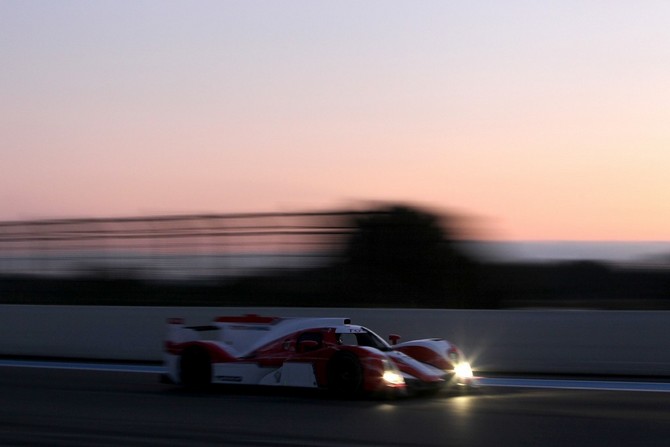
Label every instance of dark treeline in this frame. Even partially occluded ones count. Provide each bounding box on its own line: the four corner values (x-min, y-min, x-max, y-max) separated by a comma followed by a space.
1, 204, 669, 309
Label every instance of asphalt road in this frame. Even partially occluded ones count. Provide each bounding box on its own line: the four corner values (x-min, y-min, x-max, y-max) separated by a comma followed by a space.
1, 367, 669, 446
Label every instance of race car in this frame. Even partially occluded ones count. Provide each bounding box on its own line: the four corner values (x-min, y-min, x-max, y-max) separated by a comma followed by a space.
162, 314, 475, 396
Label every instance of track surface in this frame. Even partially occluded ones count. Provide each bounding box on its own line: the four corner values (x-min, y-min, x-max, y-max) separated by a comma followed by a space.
1, 367, 669, 446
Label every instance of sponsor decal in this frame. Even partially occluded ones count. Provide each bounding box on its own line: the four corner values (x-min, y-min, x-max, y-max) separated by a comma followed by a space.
216, 375, 243, 382
342, 327, 366, 334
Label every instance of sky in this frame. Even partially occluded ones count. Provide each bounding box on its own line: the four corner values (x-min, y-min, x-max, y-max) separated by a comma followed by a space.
2, 1, 669, 241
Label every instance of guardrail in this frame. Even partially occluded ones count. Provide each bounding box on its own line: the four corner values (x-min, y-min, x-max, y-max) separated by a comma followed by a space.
1, 305, 669, 376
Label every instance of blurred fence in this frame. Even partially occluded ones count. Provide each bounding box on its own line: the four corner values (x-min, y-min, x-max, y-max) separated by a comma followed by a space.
0, 212, 363, 281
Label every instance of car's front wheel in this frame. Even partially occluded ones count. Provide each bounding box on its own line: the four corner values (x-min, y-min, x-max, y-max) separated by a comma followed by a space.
327, 351, 363, 397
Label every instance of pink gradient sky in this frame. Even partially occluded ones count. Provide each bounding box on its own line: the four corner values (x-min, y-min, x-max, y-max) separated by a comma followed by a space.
2, 1, 669, 241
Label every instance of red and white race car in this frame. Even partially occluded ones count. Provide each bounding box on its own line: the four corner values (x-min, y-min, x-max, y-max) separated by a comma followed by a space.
163, 314, 475, 396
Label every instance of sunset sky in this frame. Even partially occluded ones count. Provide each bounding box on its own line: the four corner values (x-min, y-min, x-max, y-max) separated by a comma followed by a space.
2, 1, 669, 241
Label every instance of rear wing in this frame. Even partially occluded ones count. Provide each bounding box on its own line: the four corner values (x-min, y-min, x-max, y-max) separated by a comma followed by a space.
167, 317, 218, 332
164, 318, 220, 353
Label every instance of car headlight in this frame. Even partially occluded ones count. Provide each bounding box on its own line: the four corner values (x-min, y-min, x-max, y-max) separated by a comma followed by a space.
382, 370, 405, 386
381, 360, 405, 387
454, 362, 473, 380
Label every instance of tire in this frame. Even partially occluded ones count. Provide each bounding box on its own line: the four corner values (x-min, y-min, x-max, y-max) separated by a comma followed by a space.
180, 347, 212, 389
327, 351, 363, 397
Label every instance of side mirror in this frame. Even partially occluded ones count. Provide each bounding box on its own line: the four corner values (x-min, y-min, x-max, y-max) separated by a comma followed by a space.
298, 339, 320, 352
388, 334, 401, 345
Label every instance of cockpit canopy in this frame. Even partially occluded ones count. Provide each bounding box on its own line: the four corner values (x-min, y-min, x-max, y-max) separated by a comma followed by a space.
335, 325, 390, 351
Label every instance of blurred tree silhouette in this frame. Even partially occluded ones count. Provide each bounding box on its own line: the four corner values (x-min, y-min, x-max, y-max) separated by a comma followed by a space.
339, 205, 479, 307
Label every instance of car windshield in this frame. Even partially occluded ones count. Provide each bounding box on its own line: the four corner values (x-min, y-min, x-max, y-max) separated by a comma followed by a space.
337, 327, 390, 351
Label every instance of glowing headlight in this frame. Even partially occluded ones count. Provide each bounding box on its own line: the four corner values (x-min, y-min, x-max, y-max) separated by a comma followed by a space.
382, 370, 405, 386
381, 359, 405, 387
454, 362, 473, 379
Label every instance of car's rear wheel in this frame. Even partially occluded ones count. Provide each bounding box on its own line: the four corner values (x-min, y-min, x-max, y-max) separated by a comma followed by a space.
327, 351, 363, 397
180, 347, 211, 389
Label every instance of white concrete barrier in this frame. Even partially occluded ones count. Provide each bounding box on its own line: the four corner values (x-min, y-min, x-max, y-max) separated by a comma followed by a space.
1, 305, 668, 376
